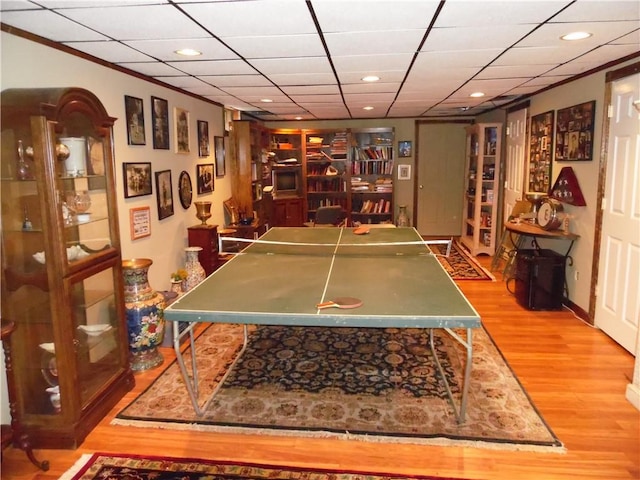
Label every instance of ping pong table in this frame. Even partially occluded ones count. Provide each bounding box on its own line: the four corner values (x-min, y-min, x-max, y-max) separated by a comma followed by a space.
164, 227, 481, 423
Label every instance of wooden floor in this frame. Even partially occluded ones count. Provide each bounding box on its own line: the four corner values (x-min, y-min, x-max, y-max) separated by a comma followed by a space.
2, 257, 639, 480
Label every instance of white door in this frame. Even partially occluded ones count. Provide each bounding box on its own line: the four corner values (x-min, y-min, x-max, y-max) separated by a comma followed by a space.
595, 73, 640, 353
504, 108, 527, 222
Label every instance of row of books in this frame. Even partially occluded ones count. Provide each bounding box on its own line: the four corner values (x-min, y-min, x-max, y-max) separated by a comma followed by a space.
307, 198, 347, 211
351, 160, 394, 175
356, 199, 392, 214
353, 146, 393, 160
307, 178, 346, 192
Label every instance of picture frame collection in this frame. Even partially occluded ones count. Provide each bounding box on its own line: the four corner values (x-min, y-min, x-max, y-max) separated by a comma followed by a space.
123, 94, 226, 239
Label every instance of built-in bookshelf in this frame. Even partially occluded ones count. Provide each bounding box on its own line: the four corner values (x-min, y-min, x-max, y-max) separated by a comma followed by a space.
350, 128, 394, 225
303, 130, 349, 222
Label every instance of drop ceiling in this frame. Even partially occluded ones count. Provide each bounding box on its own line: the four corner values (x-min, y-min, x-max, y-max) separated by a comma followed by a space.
1, 0, 639, 121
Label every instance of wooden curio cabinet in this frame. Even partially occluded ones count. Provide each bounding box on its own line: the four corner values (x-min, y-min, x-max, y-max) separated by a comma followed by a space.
0, 88, 134, 449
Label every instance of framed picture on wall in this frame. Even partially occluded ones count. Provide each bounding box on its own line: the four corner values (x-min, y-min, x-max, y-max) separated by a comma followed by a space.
528, 110, 554, 193
398, 164, 412, 180
214, 136, 225, 177
155, 169, 174, 220
124, 95, 145, 145
197, 120, 210, 157
130, 206, 151, 240
174, 107, 190, 154
123, 162, 152, 198
398, 141, 412, 157
196, 163, 214, 194
555, 100, 595, 161
151, 96, 170, 150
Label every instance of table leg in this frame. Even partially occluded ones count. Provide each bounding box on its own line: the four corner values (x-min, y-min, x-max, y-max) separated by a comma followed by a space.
429, 328, 473, 423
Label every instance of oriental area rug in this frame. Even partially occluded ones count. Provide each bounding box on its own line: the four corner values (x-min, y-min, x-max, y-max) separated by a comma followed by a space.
114, 325, 563, 452
429, 241, 494, 281
60, 453, 470, 480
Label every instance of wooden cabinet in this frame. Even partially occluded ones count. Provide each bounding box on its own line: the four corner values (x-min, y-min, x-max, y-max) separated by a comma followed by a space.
303, 130, 349, 224
0, 88, 134, 449
273, 197, 304, 227
187, 224, 218, 276
229, 120, 269, 223
349, 128, 395, 225
461, 123, 501, 256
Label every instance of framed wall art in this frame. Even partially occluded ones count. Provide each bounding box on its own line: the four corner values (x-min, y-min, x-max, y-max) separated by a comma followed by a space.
151, 96, 169, 150
130, 206, 151, 240
175, 107, 190, 154
197, 120, 210, 157
398, 140, 412, 157
196, 163, 214, 194
178, 170, 193, 209
214, 136, 225, 177
155, 169, 174, 220
124, 95, 145, 145
528, 110, 554, 193
398, 164, 412, 180
123, 162, 152, 198
555, 100, 595, 161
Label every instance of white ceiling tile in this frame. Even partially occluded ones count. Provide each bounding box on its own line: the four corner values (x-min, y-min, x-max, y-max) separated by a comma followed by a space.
341, 83, 401, 94
1, 10, 108, 41
551, 1, 640, 22
574, 44, 640, 65
118, 62, 185, 76
123, 38, 239, 61
249, 57, 333, 75
266, 73, 338, 86
344, 92, 396, 103
166, 60, 257, 76
475, 64, 560, 79
519, 21, 640, 48
325, 30, 425, 56
281, 85, 341, 95
0, 1, 44, 10
544, 60, 613, 77
415, 49, 504, 69
59, 4, 209, 40
180, 1, 316, 37
332, 54, 414, 73
435, 1, 570, 27
493, 45, 594, 66
184, 85, 229, 97
63, 41, 153, 63
338, 72, 406, 84
423, 25, 535, 51
290, 94, 344, 104
312, 1, 440, 32
198, 75, 274, 88
223, 34, 326, 59
154, 76, 213, 89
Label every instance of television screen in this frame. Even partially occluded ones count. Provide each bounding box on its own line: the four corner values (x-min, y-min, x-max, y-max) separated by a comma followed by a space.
273, 168, 299, 195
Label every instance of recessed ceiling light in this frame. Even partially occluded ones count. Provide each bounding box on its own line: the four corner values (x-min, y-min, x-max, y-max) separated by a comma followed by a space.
295, 116, 302, 120
175, 48, 202, 56
362, 75, 380, 82
363, 106, 374, 110
260, 98, 273, 103
561, 31, 592, 41
469, 92, 485, 98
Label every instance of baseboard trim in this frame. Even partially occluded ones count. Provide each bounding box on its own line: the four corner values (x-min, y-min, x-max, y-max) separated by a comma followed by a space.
626, 382, 640, 410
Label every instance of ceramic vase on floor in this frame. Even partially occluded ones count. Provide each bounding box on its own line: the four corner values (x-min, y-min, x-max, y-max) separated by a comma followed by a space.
396, 205, 410, 227
184, 246, 206, 291
122, 258, 166, 372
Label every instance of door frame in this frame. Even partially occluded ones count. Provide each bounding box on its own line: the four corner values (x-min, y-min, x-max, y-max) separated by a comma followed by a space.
589, 61, 640, 322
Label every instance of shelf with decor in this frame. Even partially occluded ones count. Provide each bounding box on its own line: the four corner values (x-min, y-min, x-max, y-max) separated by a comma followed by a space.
460, 123, 501, 256
0, 88, 133, 449
303, 130, 349, 223
349, 128, 394, 225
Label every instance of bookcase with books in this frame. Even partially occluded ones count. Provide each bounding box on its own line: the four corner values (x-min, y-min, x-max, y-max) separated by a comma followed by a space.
303, 130, 349, 224
461, 123, 501, 256
349, 128, 394, 225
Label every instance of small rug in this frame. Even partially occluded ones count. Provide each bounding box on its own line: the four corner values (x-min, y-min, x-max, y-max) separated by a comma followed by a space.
60, 453, 470, 480
114, 325, 563, 452
430, 241, 494, 281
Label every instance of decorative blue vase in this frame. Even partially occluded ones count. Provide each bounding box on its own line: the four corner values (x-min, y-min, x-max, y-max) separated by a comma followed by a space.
122, 258, 166, 372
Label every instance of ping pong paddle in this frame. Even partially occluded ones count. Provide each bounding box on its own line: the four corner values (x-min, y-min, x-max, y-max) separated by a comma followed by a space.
316, 297, 363, 310
353, 226, 370, 235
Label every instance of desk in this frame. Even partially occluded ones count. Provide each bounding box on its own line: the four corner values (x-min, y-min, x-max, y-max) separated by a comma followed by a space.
164, 227, 481, 423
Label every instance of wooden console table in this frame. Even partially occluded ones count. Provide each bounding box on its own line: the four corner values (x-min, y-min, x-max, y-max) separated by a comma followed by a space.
505, 221, 579, 257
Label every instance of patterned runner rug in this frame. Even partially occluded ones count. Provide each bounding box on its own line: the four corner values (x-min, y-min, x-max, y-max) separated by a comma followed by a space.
430, 241, 494, 280
60, 453, 471, 480
114, 325, 563, 452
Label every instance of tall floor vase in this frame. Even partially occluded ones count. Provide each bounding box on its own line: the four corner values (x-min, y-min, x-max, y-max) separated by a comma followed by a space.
122, 258, 166, 372
184, 246, 206, 291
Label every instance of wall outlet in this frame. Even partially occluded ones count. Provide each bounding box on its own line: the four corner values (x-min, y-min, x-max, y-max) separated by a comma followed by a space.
574, 270, 579, 281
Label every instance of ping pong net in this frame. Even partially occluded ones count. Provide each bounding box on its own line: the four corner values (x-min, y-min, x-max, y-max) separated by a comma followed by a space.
218, 233, 453, 258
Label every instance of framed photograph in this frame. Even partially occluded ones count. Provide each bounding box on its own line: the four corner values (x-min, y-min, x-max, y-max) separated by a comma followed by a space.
555, 100, 595, 161
174, 107, 190, 154
129, 206, 151, 240
398, 140, 412, 157
398, 164, 412, 181
197, 120, 210, 157
178, 170, 193, 209
155, 170, 174, 220
123, 162, 152, 198
528, 110, 554, 193
214, 136, 225, 177
151, 96, 170, 150
124, 95, 145, 145
196, 164, 214, 194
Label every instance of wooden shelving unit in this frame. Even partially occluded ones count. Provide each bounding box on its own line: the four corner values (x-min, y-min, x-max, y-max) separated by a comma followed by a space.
461, 123, 502, 256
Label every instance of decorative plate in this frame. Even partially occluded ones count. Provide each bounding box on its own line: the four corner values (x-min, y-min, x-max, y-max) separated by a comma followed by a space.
178, 170, 192, 209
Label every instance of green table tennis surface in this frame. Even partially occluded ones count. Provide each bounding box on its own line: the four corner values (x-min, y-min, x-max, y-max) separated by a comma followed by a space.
165, 227, 481, 329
